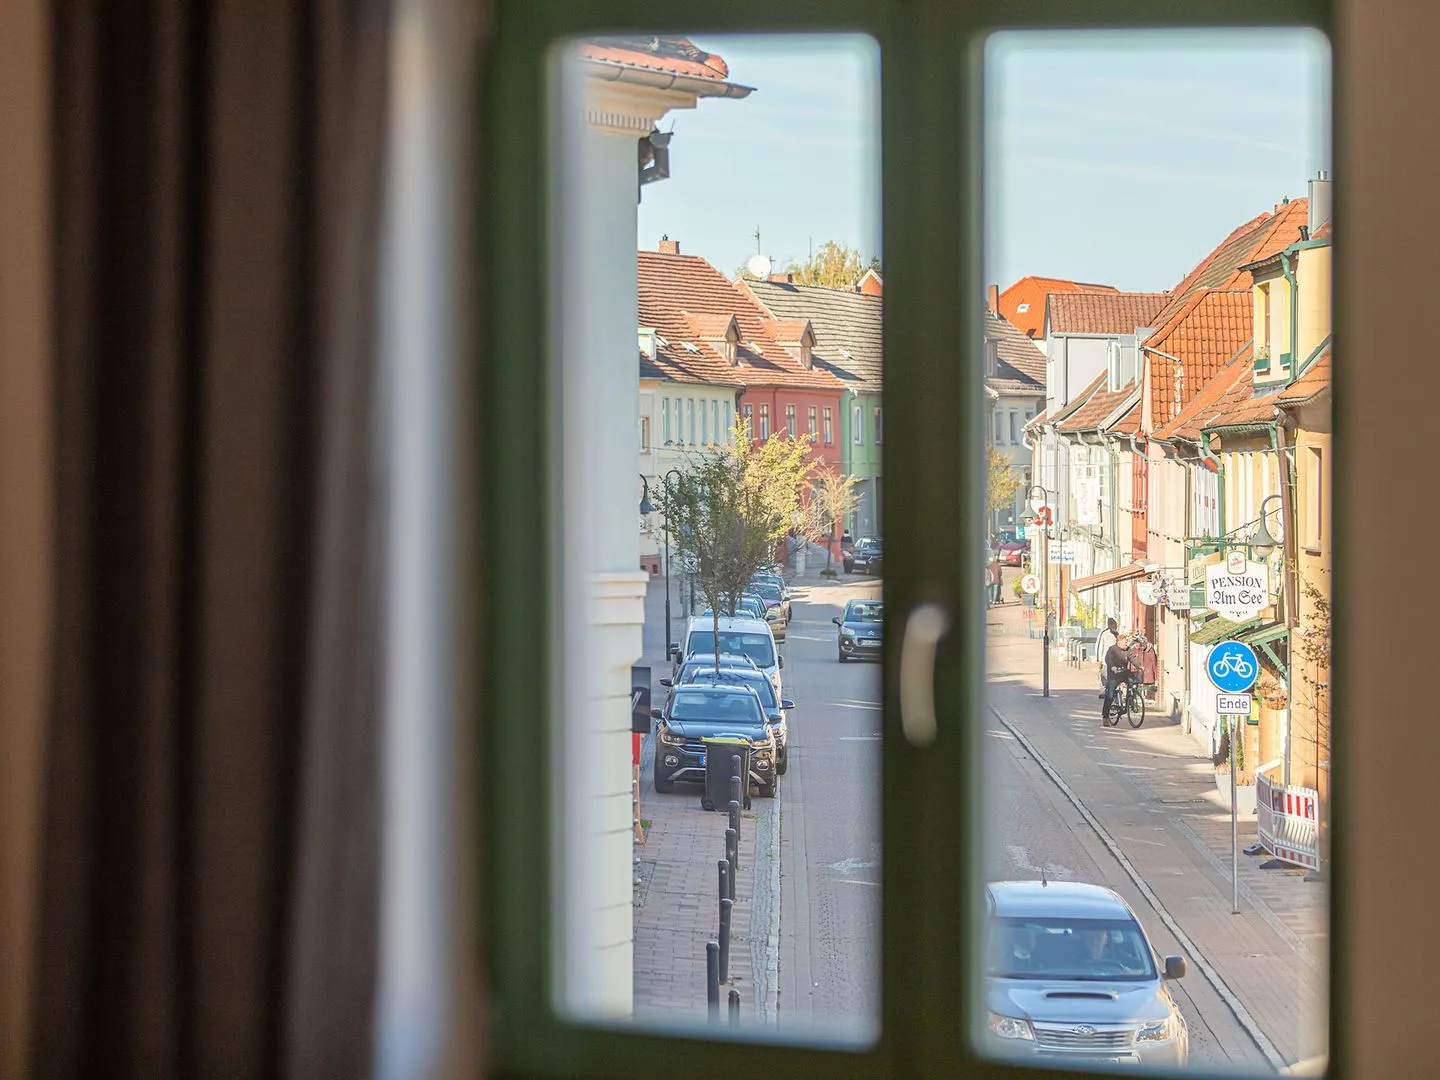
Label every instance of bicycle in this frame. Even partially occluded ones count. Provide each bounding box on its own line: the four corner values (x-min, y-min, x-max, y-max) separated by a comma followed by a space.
1104, 678, 1146, 728
1210, 651, 1254, 681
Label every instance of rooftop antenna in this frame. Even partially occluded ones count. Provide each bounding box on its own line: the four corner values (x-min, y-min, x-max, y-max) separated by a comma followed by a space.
754, 226, 762, 254
1041, 866, 1048, 886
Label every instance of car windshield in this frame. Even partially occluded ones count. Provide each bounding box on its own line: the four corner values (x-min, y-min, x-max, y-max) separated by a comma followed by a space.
859, 540, 882, 553
987, 917, 1157, 982
703, 599, 764, 618
669, 689, 765, 726
685, 668, 777, 708
748, 583, 782, 603
845, 602, 883, 623
688, 630, 776, 668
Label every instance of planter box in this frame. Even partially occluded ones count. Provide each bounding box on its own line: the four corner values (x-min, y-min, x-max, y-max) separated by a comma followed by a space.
1215, 770, 1257, 815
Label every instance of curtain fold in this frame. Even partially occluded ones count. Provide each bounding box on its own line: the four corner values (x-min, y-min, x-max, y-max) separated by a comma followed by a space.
37, 0, 393, 1074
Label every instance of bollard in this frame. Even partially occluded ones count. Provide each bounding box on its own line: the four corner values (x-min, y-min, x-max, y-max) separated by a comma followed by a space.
728, 800, 741, 873
706, 941, 720, 1020
730, 767, 742, 814
724, 827, 737, 899
718, 858, 730, 903
728, 988, 740, 1027
719, 897, 733, 983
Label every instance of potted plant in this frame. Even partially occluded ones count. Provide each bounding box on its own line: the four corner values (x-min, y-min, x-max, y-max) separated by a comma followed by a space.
1213, 718, 1258, 815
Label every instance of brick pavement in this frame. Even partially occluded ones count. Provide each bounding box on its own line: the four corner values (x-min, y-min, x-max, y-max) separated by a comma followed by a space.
987, 593, 1328, 1066
631, 568, 781, 1024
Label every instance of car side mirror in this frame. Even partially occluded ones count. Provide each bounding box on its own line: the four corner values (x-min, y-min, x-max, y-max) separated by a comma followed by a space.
650, 708, 663, 720
832, 616, 841, 626
780, 699, 795, 710
659, 678, 673, 688
1163, 955, 1186, 980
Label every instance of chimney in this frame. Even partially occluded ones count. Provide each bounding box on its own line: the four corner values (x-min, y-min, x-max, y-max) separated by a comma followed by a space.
768, 272, 794, 284
986, 284, 999, 314
1307, 170, 1332, 233
658, 235, 680, 255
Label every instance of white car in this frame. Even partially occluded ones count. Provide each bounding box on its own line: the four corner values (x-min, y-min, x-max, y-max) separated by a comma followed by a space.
983, 881, 1189, 1068
675, 614, 782, 700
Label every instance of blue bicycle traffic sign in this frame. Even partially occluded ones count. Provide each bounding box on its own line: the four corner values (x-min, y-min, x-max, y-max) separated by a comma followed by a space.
1206, 641, 1259, 694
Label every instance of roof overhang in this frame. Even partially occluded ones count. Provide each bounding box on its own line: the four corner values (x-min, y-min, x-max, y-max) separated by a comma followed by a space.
1069, 561, 1149, 595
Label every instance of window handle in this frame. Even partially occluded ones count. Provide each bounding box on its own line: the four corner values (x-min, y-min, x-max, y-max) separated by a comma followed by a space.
900, 602, 950, 749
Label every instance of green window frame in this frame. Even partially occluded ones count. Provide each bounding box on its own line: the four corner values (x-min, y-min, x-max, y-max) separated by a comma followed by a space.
483, 2, 1335, 1078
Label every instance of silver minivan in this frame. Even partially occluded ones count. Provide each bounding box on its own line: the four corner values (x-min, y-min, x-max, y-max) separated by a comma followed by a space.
983, 881, 1189, 1067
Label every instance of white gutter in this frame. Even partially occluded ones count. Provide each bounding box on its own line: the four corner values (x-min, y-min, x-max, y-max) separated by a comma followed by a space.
585, 60, 756, 99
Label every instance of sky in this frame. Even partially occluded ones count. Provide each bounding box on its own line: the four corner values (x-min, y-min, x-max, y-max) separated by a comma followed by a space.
633, 29, 1330, 295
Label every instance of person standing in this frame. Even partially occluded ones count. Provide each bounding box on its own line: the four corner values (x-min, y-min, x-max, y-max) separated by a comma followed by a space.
1095, 618, 1119, 696
987, 556, 1004, 606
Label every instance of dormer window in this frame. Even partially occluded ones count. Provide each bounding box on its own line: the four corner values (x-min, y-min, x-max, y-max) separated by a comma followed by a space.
985, 340, 998, 378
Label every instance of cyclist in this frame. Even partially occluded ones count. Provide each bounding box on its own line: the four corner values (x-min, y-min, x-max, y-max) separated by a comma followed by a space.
1101, 632, 1139, 722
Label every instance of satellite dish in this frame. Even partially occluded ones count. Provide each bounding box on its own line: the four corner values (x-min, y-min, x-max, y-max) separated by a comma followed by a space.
745, 253, 773, 279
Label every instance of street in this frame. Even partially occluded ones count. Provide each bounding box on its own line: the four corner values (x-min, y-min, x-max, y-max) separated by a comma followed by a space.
633, 566, 1322, 1069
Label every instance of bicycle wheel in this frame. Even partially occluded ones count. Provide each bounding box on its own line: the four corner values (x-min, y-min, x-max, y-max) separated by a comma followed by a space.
1103, 695, 1120, 727
1128, 688, 1146, 728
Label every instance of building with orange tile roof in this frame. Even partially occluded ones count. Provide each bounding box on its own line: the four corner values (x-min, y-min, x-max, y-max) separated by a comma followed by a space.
996, 276, 1119, 341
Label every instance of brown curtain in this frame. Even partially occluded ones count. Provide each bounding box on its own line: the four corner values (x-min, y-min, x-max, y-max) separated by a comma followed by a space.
36, 0, 393, 1075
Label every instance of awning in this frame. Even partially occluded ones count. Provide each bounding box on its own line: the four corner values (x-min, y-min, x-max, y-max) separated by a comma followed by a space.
1068, 562, 1148, 595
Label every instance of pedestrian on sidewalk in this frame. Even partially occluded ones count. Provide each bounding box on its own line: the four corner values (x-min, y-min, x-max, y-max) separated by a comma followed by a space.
987, 556, 1004, 607
1095, 618, 1119, 697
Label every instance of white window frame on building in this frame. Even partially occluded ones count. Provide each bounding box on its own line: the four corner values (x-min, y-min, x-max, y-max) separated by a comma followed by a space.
808, 405, 817, 441
786, 403, 797, 438
853, 403, 864, 444
638, 415, 649, 452
823, 406, 833, 444
875, 405, 883, 444
759, 403, 770, 440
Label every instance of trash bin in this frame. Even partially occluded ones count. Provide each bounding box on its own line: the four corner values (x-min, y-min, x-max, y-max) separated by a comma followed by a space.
701, 736, 751, 812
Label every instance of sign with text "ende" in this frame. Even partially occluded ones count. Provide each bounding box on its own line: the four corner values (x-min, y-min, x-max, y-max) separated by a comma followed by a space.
1205, 549, 1270, 621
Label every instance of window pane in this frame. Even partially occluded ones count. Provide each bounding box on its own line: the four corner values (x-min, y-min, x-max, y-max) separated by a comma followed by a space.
980, 27, 1331, 1074
551, 32, 881, 1044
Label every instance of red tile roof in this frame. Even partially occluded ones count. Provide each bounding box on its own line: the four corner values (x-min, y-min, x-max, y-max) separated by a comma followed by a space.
1151, 199, 1309, 330
1109, 400, 1142, 436
1277, 344, 1331, 404
580, 37, 733, 81
1047, 292, 1169, 336
1051, 370, 1107, 426
1310, 220, 1332, 241
997, 276, 1119, 339
1144, 289, 1253, 427
1150, 350, 1251, 443
638, 250, 845, 391
1056, 377, 1138, 433
1205, 385, 1283, 429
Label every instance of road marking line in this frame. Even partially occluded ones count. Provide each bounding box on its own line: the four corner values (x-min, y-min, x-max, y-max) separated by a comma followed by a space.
988, 702, 1291, 1073
835, 878, 881, 887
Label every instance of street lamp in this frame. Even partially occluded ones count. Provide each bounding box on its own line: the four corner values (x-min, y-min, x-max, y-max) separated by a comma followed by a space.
661, 468, 684, 661
1249, 494, 1283, 558
1025, 483, 1057, 698
638, 474, 656, 515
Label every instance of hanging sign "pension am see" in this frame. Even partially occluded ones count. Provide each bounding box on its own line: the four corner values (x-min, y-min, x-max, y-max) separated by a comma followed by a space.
1204, 548, 1270, 622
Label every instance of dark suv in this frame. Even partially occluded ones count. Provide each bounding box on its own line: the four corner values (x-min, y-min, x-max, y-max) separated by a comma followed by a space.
844, 537, 883, 575
680, 666, 794, 774
651, 684, 777, 798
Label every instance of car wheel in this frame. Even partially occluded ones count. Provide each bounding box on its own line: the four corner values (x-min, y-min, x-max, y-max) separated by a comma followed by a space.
838, 650, 847, 663
757, 779, 777, 799
777, 749, 788, 776
843, 564, 852, 574
653, 768, 675, 794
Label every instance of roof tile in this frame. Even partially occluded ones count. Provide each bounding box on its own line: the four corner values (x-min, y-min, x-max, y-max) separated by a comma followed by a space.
638, 250, 846, 391
737, 278, 882, 390
1150, 350, 1252, 443
997, 276, 1119, 339
580, 37, 733, 81
1277, 344, 1331, 404
1057, 376, 1137, 433
1047, 292, 1169, 335
986, 310, 1047, 389
1144, 289, 1253, 427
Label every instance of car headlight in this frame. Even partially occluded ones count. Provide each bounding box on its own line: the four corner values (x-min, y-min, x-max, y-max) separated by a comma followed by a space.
986, 1013, 1034, 1041
658, 729, 685, 746
1136, 1016, 1179, 1043
840, 629, 856, 640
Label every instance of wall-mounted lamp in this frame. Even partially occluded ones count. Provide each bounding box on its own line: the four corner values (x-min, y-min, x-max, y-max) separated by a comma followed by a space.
638, 128, 672, 194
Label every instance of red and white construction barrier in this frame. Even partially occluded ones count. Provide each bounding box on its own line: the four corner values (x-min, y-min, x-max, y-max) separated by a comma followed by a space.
1257, 765, 1320, 871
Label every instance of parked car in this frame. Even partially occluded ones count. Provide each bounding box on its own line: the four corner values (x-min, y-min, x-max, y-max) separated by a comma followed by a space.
701, 595, 768, 621
750, 571, 790, 599
833, 599, 883, 662
742, 590, 787, 642
679, 665, 793, 774
661, 653, 758, 707
745, 580, 791, 626
843, 537, 883, 575
675, 615, 783, 700
996, 539, 1027, 567
650, 684, 777, 798
983, 881, 1189, 1068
